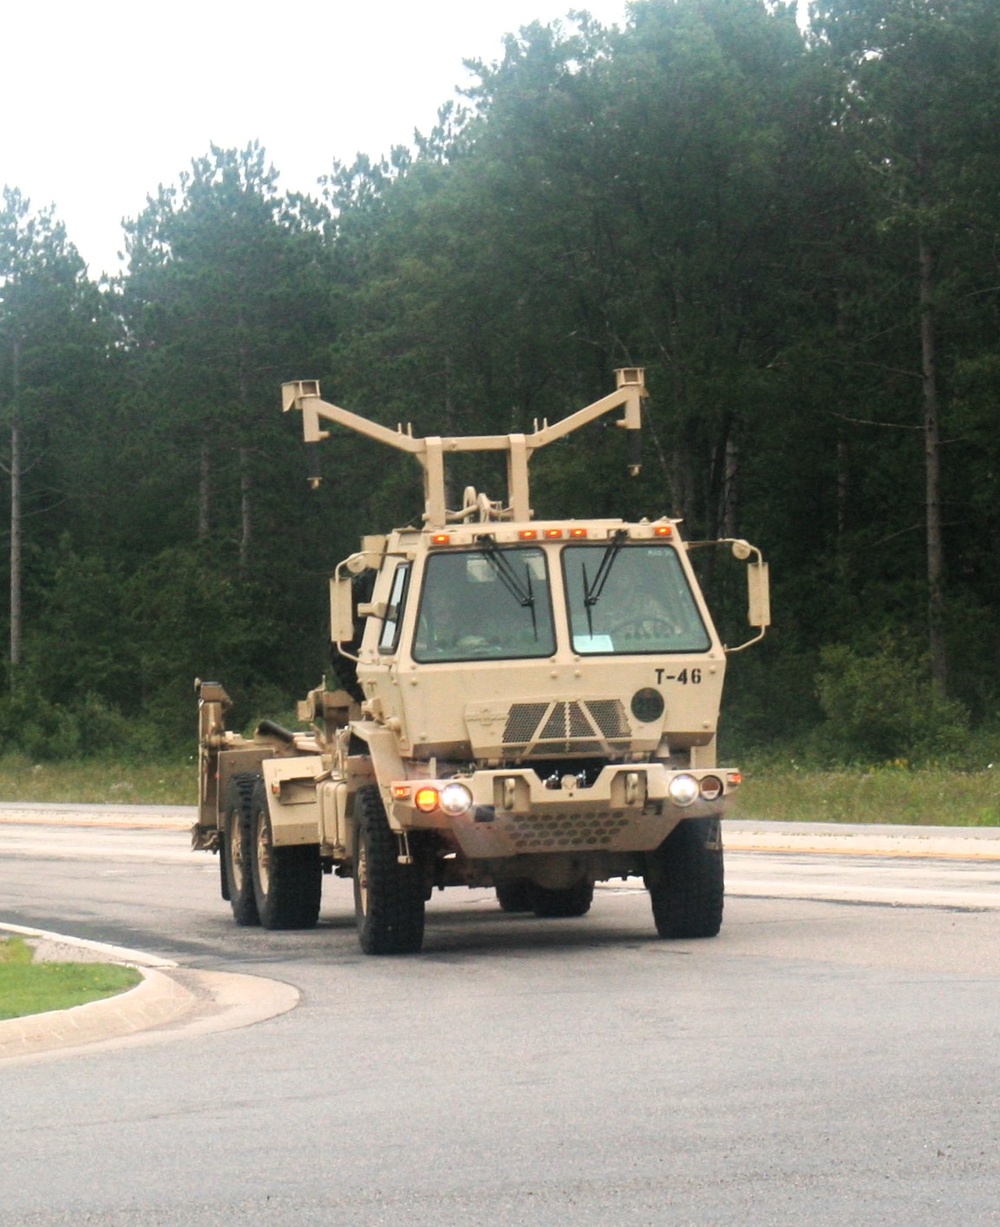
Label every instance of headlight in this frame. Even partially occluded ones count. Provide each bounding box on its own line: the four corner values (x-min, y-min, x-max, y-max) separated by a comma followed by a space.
667, 774, 700, 807
439, 782, 474, 816
699, 775, 723, 802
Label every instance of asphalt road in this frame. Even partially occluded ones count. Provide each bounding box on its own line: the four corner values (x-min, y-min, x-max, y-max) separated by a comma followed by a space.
1, 811, 999, 1225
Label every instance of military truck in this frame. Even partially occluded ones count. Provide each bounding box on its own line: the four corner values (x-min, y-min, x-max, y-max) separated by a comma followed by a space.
193, 369, 769, 953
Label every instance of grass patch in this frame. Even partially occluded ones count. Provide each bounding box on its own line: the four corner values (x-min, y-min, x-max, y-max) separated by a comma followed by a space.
0, 751, 996, 827
0, 937, 142, 1021
0, 753, 192, 805
733, 764, 1000, 826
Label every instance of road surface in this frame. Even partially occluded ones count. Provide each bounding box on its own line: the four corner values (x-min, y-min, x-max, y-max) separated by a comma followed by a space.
1, 807, 999, 1226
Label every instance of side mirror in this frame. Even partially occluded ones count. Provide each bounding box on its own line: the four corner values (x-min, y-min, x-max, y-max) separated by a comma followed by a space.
748, 560, 770, 630
330, 575, 355, 647
723, 540, 770, 653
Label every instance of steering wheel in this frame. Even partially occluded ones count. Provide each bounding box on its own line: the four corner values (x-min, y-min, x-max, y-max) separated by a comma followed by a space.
608, 616, 678, 639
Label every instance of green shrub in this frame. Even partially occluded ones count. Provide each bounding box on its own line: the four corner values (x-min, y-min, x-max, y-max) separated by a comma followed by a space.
0, 686, 170, 762
811, 640, 970, 765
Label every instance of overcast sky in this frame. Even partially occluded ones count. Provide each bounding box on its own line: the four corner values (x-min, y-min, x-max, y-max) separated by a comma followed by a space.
4, 1, 629, 278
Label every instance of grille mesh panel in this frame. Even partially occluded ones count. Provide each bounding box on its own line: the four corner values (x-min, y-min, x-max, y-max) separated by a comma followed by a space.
506, 811, 631, 852
503, 702, 550, 745
533, 739, 603, 756
501, 700, 632, 758
588, 699, 630, 739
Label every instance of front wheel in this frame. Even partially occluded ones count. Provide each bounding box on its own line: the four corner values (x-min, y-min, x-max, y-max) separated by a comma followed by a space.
646, 816, 724, 938
353, 784, 425, 955
250, 779, 322, 930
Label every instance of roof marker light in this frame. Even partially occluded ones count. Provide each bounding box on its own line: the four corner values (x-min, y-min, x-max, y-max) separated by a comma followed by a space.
430, 533, 451, 546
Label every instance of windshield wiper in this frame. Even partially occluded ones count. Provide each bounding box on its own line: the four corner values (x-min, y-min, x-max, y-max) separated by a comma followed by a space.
581, 529, 628, 635
475, 535, 538, 638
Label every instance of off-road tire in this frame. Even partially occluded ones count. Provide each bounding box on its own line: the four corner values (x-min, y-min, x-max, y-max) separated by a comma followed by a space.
495, 880, 537, 913
353, 784, 425, 954
223, 773, 260, 926
646, 816, 724, 938
219, 841, 230, 902
532, 880, 594, 918
249, 778, 322, 930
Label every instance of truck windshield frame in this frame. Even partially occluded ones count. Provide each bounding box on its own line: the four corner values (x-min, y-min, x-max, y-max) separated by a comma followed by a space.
562, 542, 711, 655
412, 547, 556, 663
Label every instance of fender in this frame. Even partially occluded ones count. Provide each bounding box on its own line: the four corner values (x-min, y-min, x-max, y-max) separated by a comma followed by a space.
349, 722, 406, 827
260, 756, 324, 846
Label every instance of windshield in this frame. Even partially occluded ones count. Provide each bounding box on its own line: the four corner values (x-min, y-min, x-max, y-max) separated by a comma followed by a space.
413, 547, 555, 662
563, 543, 710, 655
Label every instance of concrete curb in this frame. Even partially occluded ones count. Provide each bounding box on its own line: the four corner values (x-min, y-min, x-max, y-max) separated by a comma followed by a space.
0, 924, 299, 1066
0, 967, 193, 1062
0, 922, 180, 968
0, 802, 193, 830
724, 819, 1000, 860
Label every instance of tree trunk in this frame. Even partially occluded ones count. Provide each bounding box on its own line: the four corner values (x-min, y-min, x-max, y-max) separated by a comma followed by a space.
836, 438, 850, 545
197, 439, 211, 539
918, 227, 947, 694
9, 338, 21, 681
720, 433, 739, 539
239, 447, 252, 577
834, 286, 850, 565
442, 355, 458, 512
198, 439, 211, 540
237, 341, 252, 575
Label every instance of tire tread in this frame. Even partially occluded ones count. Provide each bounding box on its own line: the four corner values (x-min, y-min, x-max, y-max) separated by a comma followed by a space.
251, 778, 322, 930
647, 817, 724, 938
224, 772, 261, 926
354, 784, 425, 954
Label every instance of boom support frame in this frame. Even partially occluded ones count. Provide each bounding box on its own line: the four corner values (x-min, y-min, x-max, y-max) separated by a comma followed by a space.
282, 369, 647, 528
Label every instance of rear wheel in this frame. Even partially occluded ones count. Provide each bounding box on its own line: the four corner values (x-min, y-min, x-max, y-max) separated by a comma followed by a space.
223, 773, 260, 926
532, 880, 594, 918
646, 816, 724, 938
250, 778, 322, 930
353, 784, 425, 954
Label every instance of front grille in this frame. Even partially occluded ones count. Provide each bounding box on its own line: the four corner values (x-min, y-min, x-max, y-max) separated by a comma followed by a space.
506, 810, 631, 852
502, 700, 632, 758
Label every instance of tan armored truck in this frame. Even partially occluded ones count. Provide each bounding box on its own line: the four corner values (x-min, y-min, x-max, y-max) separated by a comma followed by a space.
193, 370, 769, 953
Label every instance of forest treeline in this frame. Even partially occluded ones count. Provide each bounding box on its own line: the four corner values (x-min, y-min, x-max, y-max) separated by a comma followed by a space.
1, 0, 998, 764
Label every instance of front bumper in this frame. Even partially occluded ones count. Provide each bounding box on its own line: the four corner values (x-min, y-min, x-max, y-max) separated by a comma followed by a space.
389, 763, 736, 858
